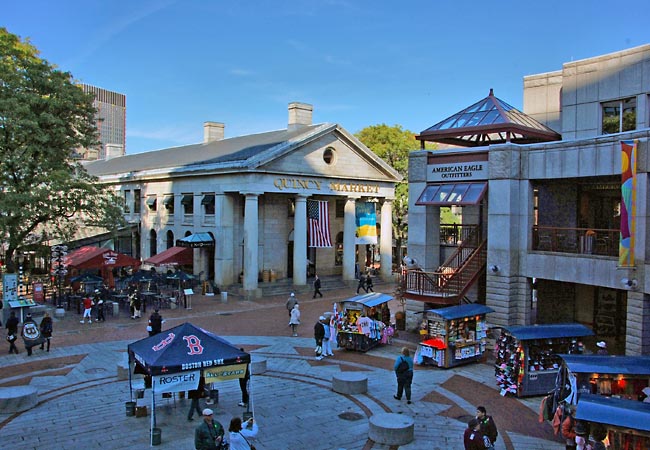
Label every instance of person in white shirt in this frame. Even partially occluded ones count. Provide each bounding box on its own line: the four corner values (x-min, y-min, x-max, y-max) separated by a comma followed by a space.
228, 416, 258, 450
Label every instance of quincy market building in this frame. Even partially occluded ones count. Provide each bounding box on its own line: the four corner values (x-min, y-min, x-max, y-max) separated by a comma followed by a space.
85, 103, 401, 298
406, 45, 650, 355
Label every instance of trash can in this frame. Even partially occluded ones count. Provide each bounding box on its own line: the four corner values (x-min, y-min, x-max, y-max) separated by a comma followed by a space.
221, 292, 228, 303
151, 427, 162, 446
135, 388, 145, 399
112, 302, 119, 316
125, 401, 136, 417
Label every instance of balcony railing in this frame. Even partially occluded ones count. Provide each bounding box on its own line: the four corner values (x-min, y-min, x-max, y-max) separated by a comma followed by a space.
440, 224, 479, 246
532, 226, 619, 257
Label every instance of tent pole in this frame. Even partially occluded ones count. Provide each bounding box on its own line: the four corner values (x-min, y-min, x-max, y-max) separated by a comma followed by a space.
150, 379, 156, 447
128, 353, 133, 401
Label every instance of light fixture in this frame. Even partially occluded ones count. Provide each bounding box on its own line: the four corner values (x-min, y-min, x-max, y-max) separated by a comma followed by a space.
621, 278, 638, 289
490, 265, 499, 273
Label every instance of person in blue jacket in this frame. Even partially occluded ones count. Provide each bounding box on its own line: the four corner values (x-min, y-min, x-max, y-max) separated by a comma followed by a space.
393, 347, 414, 404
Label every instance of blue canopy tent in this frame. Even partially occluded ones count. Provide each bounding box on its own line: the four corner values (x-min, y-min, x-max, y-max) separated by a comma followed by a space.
127, 323, 250, 445
343, 292, 393, 308
424, 303, 494, 320
336, 292, 393, 352
575, 394, 650, 434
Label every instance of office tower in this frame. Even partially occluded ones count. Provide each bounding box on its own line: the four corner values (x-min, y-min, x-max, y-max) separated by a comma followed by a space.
79, 84, 126, 160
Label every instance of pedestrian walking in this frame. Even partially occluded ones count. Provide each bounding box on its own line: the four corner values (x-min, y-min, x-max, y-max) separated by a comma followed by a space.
94, 289, 105, 322
6, 310, 19, 354
187, 376, 207, 421
148, 309, 163, 336
313, 274, 323, 298
130, 291, 142, 319
289, 303, 300, 336
365, 272, 374, 292
286, 292, 298, 316
21, 313, 42, 356
39, 312, 53, 352
356, 273, 367, 294
314, 316, 325, 360
464, 418, 491, 450
194, 408, 225, 450
595, 341, 608, 355
321, 316, 333, 356
80, 295, 93, 323
561, 405, 577, 450
476, 406, 498, 448
227, 416, 258, 450
238, 349, 250, 407
393, 347, 414, 404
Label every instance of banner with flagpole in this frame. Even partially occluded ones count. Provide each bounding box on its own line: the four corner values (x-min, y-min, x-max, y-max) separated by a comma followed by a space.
619, 139, 637, 267
308, 200, 332, 248
355, 202, 378, 245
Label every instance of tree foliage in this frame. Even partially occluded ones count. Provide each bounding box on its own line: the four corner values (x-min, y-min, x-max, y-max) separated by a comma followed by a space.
355, 124, 435, 263
0, 28, 124, 269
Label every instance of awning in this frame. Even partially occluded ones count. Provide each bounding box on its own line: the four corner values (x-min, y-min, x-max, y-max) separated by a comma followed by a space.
64, 246, 141, 269
421, 338, 446, 349
144, 246, 193, 266
181, 194, 193, 205
146, 196, 157, 209
425, 303, 494, 320
559, 355, 650, 375
176, 232, 214, 248
201, 194, 215, 205
576, 394, 650, 432
505, 323, 594, 341
341, 292, 393, 308
163, 195, 174, 208
415, 182, 487, 206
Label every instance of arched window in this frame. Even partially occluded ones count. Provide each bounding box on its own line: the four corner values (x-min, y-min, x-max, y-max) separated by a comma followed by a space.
166, 230, 174, 249
149, 229, 157, 257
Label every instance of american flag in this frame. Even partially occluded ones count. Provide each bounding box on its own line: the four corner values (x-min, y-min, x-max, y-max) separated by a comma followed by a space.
308, 200, 332, 247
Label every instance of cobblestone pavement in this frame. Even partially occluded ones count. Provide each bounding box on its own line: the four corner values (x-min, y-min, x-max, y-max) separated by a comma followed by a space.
0, 281, 564, 449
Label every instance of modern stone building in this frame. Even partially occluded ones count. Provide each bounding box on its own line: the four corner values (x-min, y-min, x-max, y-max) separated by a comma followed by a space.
85, 103, 401, 297
405, 45, 650, 355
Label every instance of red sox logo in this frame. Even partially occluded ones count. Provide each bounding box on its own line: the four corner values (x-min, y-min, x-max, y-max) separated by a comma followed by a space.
183, 335, 204, 355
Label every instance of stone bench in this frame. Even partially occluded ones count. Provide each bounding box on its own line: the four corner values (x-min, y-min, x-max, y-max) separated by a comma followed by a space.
250, 357, 267, 375
0, 386, 39, 413
29, 304, 48, 316
368, 412, 414, 445
54, 308, 66, 319
332, 372, 368, 395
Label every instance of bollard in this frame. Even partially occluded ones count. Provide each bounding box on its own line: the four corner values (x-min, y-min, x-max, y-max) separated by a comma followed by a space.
221, 292, 228, 303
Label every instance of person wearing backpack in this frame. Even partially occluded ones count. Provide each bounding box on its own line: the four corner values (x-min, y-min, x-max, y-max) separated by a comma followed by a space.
561, 405, 577, 449
476, 406, 498, 449
393, 347, 414, 404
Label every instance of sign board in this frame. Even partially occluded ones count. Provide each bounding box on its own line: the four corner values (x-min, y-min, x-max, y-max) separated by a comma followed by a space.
203, 363, 248, 382
427, 162, 488, 182
183, 289, 194, 295
153, 369, 200, 393
2, 273, 18, 302
103, 251, 118, 265
33, 282, 44, 302
8, 298, 37, 308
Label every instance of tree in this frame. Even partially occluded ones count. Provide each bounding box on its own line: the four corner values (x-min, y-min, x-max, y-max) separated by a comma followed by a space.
0, 28, 124, 271
355, 124, 436, 265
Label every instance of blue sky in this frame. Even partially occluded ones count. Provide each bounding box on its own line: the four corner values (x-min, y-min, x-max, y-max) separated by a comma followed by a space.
4, 0, 650, 155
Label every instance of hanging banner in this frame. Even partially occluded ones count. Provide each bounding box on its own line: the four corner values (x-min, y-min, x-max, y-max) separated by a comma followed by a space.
355, 202, 378, 245
203, 363, 248, 382
153, 369, 200, 393
619, 140, 637, 267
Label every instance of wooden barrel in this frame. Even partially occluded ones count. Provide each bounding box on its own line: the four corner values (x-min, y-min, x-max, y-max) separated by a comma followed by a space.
262, 270, 270, 283
270, 270, 277, 282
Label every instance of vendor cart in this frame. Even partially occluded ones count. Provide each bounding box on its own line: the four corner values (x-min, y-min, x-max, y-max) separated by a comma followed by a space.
335, 292, 392, 352
494, 323, 593, 397
416, 303, 494, 368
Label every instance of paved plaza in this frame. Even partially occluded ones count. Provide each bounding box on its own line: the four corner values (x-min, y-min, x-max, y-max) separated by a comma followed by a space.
0, 282, 564, 449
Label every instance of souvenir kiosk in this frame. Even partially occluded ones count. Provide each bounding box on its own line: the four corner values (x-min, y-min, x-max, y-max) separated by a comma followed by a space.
494, 323, 593, 397
551, 355, 650, 449
416, 304, 493, 368
336, 292, 392, 352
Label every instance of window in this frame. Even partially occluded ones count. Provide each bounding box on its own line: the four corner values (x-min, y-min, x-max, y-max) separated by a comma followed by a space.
602, 97, 636, 134
149, 229, 157, 257
146, 196, 157, 211
166, 230, 174, 249
181, 194, 193, 215
287, 198, 295, 217
335, 200, 345, 218
201, 194, 215, 215
123, 190, 130, 213
323, 147, 336, 165
163, 195, 174, 213
133, 189, 141, 214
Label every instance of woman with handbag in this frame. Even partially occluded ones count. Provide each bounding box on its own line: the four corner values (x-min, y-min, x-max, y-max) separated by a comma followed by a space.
228, 416, 258, 450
